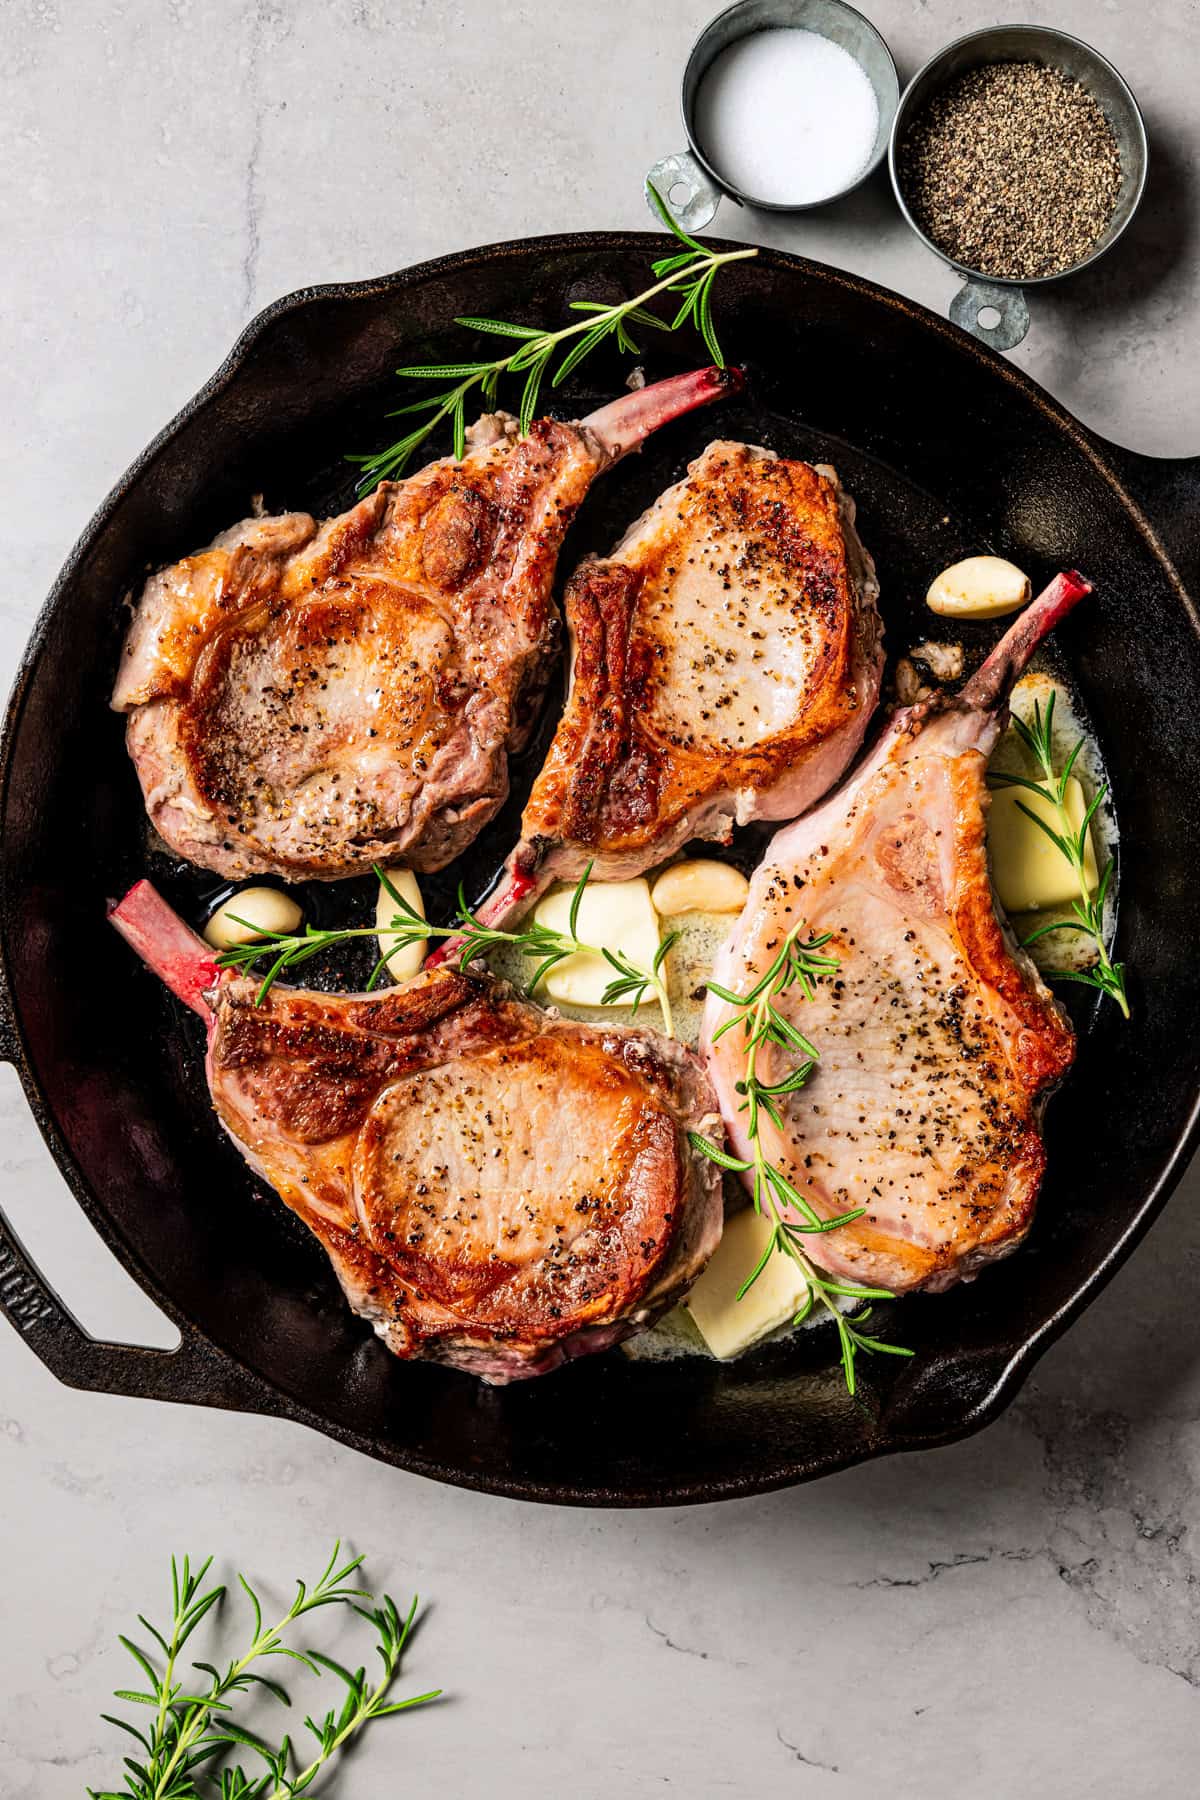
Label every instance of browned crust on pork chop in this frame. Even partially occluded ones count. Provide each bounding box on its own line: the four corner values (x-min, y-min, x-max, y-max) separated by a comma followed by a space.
500, 442, 883, 898
208, 965, 723, 1380
113, 416, 600, 880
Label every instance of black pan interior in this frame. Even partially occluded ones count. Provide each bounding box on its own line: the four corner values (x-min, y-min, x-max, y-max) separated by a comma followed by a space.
3, 237, 1199, 1504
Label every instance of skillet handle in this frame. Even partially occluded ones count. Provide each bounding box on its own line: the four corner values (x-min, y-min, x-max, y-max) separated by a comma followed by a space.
949, 279, 1030, 351
0, 1202, 279, 1414
1090, 439, 1200, 596
0, 967, 276, 1411
645, 153, 726, 233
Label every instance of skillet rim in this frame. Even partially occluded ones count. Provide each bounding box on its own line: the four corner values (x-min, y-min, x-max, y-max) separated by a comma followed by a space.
2, 229, 1199, 1507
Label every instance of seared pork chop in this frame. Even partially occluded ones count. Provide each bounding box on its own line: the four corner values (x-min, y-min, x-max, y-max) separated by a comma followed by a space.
112, 368, 737, 883
704, 573, 1089, 1296
110, 880, 723, 1381
469, 442, 883, 930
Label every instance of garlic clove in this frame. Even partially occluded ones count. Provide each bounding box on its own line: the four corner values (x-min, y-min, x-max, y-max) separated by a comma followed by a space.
650, 859, 750, 917
909, 639, 964, 681
926, 556, 1031, 619
376, 867, 426, 982
204, 886, 303, 951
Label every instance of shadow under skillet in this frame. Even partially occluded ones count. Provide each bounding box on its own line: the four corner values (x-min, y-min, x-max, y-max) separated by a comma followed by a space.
1037, 113, 1194, 329
1015, 114, 1196, 444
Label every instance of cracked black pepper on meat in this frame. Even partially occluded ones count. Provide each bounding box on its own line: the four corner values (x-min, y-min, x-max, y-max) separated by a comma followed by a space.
899, 61, 1123, 280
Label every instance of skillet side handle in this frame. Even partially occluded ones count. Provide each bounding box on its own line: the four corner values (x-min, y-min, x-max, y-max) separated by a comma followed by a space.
949, 279, 1030, 352
1092, 440, 1200, 597
645, 154, 725, 233
0, 1203, 279, 1415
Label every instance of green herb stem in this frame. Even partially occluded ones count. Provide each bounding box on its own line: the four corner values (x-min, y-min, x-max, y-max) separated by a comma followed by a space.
218, 863, 676, 1029
349, 185, 758, 491
989, 692, 1129, 1017
91, 1545, 438, 1800
691, 922, 912, 1394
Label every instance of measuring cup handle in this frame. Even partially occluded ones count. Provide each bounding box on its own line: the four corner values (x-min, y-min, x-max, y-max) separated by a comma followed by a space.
646, 152, 726, 234
949, 280, 1030, 352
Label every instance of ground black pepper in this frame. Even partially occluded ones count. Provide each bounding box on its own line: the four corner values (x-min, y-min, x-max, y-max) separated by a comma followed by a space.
899, 61, 1123, 280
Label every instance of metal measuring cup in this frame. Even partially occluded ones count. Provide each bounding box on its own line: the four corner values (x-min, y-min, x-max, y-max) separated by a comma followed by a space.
889, 25, 1149, 351
646, 0, 899, 232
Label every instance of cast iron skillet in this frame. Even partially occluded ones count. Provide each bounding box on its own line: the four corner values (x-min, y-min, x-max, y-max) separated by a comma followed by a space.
2, 234, 1199, 1507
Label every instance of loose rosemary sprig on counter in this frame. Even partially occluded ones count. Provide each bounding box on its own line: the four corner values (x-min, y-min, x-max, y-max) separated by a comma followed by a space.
90, 1544, 437, 1800
689, 922, 913, 1395
988, 692, 1129, 1017
218, 862, 677, 1031
348, 184, 758, 491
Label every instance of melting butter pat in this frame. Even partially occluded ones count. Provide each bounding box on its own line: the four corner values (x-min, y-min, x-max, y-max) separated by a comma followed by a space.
685, 1206, 809, 1360
988, 777, 1099, 913
533, 878, 662, 1009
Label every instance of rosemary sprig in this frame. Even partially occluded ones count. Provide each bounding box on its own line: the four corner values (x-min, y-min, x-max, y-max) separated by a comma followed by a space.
988, 692, 1129, 1017
690, 923, 913, 1395
348, 184, 757, 491
218, 863, 677, 1031
90, 1544, 438, 1800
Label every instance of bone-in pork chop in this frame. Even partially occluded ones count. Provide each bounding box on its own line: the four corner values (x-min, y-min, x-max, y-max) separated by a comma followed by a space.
110, 880, 723, 1382
471, 442, 883, 929
111, 368, 736, 882
704, 574, 1088, 1296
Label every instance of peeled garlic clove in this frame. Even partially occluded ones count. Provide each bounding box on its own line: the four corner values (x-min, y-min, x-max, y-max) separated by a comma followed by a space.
893, 657, 928, 707
926, 556, 1031, 620
204, 886, 303, 950
376, 867, 426, 982
910, 639, 964, 681
650, 859, 750, 917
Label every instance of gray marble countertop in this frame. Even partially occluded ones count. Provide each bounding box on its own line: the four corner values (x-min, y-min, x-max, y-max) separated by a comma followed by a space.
3, 2, 1199, 1794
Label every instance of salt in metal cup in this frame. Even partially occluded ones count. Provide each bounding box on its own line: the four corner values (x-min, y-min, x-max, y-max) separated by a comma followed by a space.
646, 0, 899, 232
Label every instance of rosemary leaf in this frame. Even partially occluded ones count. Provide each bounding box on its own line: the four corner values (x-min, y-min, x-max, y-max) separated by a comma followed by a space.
703, 922, 911, 1391
453, 316, 545, 338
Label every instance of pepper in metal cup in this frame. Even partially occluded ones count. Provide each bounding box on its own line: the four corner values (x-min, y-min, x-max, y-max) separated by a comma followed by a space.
889, 25, 1148, 351
647, 0, 899, 231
